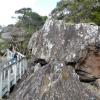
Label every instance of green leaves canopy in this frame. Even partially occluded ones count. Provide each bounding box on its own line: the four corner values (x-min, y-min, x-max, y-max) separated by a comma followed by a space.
52, 0, 100, 25
15, 8, 47, 30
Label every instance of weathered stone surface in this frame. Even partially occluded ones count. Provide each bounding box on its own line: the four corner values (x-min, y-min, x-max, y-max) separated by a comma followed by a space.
27, 18, 100, 99
7, 18, 100, 100
7, 11, 100, 100
28, 18, 99, 63
8, 61, 98, 100
1, 26, 26, 41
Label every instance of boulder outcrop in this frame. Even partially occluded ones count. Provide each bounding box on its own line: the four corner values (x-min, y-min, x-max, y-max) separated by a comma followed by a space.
28, 18, 99, 63
8, 61, 99, 100
28, 18, 100, 99
7, 5, 100, 100
7, 17, 100, 100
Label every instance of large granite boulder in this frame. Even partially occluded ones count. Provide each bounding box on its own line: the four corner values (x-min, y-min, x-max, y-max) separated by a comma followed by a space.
8, 61, 99, 100
28, 18, 99, 63
8, 15, 100, 100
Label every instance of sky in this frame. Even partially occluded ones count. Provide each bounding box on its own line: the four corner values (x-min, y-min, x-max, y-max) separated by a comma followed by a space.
0, 0, 60, 26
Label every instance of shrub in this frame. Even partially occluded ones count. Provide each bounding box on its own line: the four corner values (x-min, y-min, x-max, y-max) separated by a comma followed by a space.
53, 0, 100, 25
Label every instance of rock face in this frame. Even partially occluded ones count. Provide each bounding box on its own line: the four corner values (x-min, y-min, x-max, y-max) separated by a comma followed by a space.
28, 18, 99, 63
1, 25, 26, 41
28, 18, 100, 100
8, 61, 98, 100
7, 14, 100, 100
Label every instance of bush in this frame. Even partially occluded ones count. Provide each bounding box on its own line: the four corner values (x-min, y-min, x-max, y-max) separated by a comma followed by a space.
53, 0, 100, 25
91, 9, 100, 25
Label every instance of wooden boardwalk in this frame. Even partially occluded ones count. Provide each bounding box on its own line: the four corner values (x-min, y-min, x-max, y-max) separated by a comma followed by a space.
0, 49, 27, 98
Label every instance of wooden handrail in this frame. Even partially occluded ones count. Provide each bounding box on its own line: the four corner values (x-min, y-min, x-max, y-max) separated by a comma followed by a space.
7, 49, 25, 57
3, 57, 25, 71
0, 49, 26, 71
0, 49, 27, 98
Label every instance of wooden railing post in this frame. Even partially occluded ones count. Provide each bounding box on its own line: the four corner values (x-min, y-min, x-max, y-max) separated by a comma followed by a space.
25, 59, 27, 72
0, 49, 27, 97
7, 68, 10, 93
4, 70, 6, 80
22, 60, 24, 74
13, 64, 17, 84
23, 58, 27, 71
19, 61, 22, 79
0, 71, 3, 98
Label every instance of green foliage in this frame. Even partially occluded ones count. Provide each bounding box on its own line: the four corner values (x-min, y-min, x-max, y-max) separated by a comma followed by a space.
15, 8, 32, 15
53, 0, 100, 25
57, 0, 68, 11
91, 11, 100, 25
15, 8, 47, 31
51, 0, 69, 14
13, 8, 48, 57
0, 39, 8, 55
91, 5, 100, 25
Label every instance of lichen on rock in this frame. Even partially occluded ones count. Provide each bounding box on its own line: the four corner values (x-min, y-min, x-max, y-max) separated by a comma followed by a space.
8, 5, 100, 100
28, 18, 99, 63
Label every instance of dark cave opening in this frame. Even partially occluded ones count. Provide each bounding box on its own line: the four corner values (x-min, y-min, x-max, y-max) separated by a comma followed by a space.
34, 58, 48, 66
